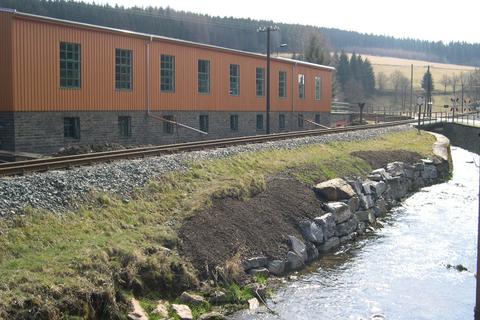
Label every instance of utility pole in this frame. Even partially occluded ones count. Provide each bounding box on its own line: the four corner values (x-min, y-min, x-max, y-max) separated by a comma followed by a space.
257, 26, 279, 134
476, 150, 480, 320
410, 64, 413, 117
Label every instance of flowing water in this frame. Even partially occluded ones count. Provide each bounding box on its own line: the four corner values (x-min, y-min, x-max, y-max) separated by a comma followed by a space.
232, 147, 479, 320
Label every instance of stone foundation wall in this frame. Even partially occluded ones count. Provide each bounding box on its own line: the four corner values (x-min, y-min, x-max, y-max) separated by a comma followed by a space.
0, 112, 15, 151
11, 111, 332, 154
243, 156, 450, 276
424, 122, 480, 154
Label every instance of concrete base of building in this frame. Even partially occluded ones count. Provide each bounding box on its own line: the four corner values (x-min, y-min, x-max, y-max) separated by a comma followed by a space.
1, 110, 332, 154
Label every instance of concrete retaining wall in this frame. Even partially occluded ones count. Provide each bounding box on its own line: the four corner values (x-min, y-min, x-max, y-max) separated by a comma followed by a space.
423, 122, 480, 154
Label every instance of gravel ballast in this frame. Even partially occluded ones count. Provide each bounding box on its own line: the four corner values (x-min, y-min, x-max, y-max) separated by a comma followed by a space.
0, 125, 413, 216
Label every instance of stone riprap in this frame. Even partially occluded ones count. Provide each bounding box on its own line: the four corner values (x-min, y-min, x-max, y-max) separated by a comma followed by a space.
243, 155, 449, 277
0, 125, 412, 216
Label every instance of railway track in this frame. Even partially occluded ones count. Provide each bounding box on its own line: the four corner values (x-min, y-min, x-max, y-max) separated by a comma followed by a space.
0, 119, 415, 177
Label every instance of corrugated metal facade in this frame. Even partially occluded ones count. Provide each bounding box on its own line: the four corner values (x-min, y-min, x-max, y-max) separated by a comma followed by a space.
4, 12, 333, 113
0, 12, 13, 111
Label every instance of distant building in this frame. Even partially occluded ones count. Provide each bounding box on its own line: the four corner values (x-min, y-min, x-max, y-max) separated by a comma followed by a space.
0, 9, 334, 154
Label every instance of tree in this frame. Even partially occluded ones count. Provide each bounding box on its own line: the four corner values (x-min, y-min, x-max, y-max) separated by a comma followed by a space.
377, 72, 388, 91
336, 51, 350, 89
421, 67, 434, 99
304, 34, 330, 65
361, 58, 375, 96
390, 70, 409, 106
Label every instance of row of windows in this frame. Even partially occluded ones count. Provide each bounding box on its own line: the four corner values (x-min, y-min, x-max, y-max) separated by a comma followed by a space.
59, 42, 323, 100
63, 113, 323, 139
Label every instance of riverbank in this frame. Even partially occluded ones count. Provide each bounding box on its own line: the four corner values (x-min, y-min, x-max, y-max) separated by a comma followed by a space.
0, 128, 444, 319
233, 146, 475, 320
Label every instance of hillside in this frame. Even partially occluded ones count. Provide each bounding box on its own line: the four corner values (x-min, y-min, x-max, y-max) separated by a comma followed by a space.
1, 0, 479, 66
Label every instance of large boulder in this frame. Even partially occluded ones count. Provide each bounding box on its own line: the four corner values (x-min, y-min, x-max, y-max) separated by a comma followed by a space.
299, 220, 324, 244
386, 162, 406, 177
243, 256, 268, 271
317, 237, 340, 253
372, 181, 387, 197
172, 304, 193, 320
355, 209, 376, 224
305, 242, 319, 262
343, 196, 360, 213
325, 202, 353, 224
358, 193, 375, 210
286, 251, 305, 271
336, 217, 358, 237
371, 168, 392, 181
180, 292, 206, 305
373, 198, 387, 217
288, 236, 308, 262
422, 163, 438, 180
268, 260, 286, 276
248, 268, 269, 277
314, 213, 336, 241
314, 178, 356, 201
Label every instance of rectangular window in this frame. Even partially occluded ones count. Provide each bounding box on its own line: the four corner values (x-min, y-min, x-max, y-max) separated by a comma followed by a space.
161, 55, 175, 92
163, 115, 174, 134
279, 71, 287, 98
115, 49, 132, 90
315, 114, 321, 124
230, 114, 239, 131
198, 60, 210, 94
199, 115, 209, 132
229, 64, 240, 96
256, 67, 265, 97
298, 114, 304, 127
279, 114, 286, 129
298, 74, 305, 99
118, 116, 131, 137
60, 42, 81, 88
64, 117, 80, 139
256, 114, 264, 130
315, 76, 322, 100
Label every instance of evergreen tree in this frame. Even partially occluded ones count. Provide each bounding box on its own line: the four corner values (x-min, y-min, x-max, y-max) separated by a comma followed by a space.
421, 67, 434, 99
336, 51, 350, 89
361, 58, 376, 96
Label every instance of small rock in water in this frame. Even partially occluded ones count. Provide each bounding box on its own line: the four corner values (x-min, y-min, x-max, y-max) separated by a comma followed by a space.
371, 314, 386, 320
446, 264, 468, 272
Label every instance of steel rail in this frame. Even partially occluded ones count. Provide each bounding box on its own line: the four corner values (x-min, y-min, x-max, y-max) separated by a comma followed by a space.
0, 119, 415, 177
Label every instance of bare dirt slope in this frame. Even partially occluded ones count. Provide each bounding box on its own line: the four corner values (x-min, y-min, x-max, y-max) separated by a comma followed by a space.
179, 178, 325, 276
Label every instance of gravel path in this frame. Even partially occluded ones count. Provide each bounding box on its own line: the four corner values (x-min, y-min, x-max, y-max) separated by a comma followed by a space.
0, 125, 413, 216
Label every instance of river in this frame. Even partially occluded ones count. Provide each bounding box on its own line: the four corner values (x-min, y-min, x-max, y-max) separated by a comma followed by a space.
232, 147, 479, 320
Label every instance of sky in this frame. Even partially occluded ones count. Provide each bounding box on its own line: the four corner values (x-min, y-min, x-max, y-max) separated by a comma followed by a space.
77, 0, 479, 44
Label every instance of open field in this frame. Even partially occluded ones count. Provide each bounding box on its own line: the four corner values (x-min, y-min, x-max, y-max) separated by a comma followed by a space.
364, 54, 476, 91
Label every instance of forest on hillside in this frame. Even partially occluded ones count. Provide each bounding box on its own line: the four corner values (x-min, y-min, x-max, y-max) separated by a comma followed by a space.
1, 0, 480, 67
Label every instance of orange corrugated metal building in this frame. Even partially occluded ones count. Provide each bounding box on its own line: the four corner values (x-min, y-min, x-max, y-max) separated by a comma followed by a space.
0, 9, 334, 154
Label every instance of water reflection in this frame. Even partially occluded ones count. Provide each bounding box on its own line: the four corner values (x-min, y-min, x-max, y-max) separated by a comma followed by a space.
232, 147, 478, 320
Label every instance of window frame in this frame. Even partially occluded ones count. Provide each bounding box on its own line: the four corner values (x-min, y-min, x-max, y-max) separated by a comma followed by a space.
279, 71, 287, 98
199, 114, 209, 132
198, 60, 211, 94
115, 48, 133, 91
229, 64, 240, 96
279, 114, 286, 130
60, 42, 81, 89
256, 67, 265, 97
315, 76, 322, 100
63, 117, 80, 139
298, 113, 304, 128
298, 74, 305, 99
161, 54, 176, 93
163, 115, 174, 134
230, 114, 239, 131
118, 116, 132, 137
256, 114, 264, 130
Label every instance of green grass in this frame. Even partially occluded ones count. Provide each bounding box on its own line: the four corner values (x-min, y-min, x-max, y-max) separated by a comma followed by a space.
0, 129, 436, 317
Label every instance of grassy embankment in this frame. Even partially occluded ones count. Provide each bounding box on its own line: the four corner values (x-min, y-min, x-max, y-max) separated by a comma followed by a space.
0, 130, 436, 318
